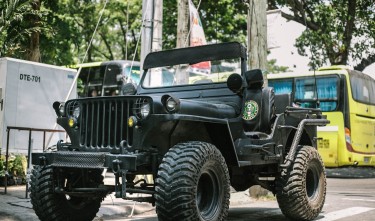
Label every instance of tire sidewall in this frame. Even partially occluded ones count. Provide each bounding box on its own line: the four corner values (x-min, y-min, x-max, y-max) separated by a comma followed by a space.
155, 141, 230, 221
30, 166, 103, 221
196, 154, 228, 220
276, 146, 326, 221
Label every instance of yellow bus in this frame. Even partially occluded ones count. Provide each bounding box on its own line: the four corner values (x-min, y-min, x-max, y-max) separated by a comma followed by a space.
268, 66, 375, 167
69, 60, 141, 97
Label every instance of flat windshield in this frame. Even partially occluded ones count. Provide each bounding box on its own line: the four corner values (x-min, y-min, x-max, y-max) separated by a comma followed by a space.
142, 58, 241, 88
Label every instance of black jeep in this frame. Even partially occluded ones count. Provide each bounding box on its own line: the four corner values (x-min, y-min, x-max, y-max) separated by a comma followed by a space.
30, 42, 329, 221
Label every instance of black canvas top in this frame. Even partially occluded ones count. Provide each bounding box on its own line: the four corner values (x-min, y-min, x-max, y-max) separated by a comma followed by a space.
143, 42, 247, 70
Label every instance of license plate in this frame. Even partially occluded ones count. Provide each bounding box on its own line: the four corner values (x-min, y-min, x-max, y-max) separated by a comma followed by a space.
364, 157, 370, 163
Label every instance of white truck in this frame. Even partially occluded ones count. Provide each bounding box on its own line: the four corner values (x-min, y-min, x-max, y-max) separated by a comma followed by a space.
0, 57, 77, 156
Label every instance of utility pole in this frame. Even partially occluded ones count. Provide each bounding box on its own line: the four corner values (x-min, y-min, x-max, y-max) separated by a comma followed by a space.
176, 0, 189, 84
140, 0, 163, 70
246, 0, 269, 198
247, 0, 268, 86
141, 0, 153, 70
152, 0, 163, 52
176, 0, 189, 48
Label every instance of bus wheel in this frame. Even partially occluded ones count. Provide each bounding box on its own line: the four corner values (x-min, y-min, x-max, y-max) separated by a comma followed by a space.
276, 146, 326, 221
155, 141, 230, 221
30, 166, 103, 221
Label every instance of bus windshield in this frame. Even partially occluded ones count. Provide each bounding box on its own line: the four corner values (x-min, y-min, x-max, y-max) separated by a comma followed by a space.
75, 61, 140, 97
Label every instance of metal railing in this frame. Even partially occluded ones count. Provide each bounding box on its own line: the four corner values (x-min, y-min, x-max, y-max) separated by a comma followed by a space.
1, 126, 65, 197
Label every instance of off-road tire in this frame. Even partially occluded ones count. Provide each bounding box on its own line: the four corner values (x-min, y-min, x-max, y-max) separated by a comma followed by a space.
276, 146, 326, 221
155, 141, 230, 221
30, 166, 103, 221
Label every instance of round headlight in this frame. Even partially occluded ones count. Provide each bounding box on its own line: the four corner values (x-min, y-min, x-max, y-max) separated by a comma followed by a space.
59, 103, 65, 116
140, 103, 150, 118
166, 97, 177, 112
73, 106, 80, 118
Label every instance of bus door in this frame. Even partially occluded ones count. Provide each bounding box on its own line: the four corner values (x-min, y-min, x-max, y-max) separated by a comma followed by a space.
103, 64, 122, 96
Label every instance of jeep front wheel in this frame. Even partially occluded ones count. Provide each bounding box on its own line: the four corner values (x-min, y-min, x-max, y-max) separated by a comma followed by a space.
30, 166, 104, 221
155, 141, 230, 221
276, 146, 326, 221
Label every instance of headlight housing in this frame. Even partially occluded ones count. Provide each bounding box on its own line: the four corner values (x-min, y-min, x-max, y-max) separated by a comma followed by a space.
166, 97, 178, 112
134, 98, 151, 119
72, 106, 80, 118
53, 101, 65, 117
140, 103, 150, 118
66, 101, 80, 128
162, 94, 180, 113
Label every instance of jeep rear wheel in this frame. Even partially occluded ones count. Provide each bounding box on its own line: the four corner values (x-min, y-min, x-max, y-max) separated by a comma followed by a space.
30, 166, 103, 221
155, 141, 230, 221
276, 146, 326, 221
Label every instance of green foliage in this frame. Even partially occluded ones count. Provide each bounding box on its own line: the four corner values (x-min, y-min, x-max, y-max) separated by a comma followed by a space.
3, 1, 373, 71
266, 59, 291, 74
0, 0, 40, 58
0, 154, 27, 179
163, 0, 248, 49
271, 0, 375, 71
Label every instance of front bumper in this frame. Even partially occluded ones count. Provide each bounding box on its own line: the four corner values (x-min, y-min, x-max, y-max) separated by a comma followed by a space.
32, 151, 144, 171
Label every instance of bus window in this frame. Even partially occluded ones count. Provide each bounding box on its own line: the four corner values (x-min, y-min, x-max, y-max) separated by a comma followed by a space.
87, 66, 104, 97
78, 68, 89, 97
126, 65, 141, 84
294, 76, 338, 111
350, 72, 375, 105
268, 79, 293, 94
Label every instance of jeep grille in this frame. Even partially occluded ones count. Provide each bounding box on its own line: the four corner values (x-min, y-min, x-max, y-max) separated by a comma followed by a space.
77, 98, 134, 151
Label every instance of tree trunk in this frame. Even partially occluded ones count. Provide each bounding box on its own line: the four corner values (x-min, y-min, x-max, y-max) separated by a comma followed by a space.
247, 0, 268, 86
27, 0, 41, 62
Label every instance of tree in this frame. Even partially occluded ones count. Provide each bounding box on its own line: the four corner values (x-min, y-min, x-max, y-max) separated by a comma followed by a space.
163, 0, 248, 49
0, 0, 40, 59
269, 0, 375, 71
267, 59, 291, 74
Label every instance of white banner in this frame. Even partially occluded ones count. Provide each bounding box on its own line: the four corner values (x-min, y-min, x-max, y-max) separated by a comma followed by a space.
189, 0, 210, 72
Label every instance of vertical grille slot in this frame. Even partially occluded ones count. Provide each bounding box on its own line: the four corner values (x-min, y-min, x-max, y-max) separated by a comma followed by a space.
78, 99, 132, 151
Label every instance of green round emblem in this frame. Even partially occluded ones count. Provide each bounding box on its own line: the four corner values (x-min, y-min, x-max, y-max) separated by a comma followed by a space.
243, 100, 259, 120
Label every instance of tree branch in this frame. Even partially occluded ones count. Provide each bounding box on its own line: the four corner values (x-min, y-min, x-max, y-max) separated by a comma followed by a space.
342, 0, 356, 63
280, 11, 319, 31
354, 53, 375, 71
99, 31, 114, 60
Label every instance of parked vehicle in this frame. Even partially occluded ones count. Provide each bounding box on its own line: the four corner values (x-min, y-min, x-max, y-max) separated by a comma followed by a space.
268, 66, 375, 167
30, 42, 329, 221
0, 57, 76, 155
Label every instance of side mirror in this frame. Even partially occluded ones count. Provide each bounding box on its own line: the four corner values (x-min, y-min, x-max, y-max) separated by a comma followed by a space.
227, 73, 244, 94
121, 83, 137, 95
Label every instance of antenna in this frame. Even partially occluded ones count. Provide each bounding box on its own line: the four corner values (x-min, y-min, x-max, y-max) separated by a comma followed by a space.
301, 1, 320, 108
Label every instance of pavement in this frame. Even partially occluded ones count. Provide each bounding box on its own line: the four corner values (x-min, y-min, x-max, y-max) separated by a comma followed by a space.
0, 184, 257, 221
0, 167, 374, 221
325, 167, 375, 178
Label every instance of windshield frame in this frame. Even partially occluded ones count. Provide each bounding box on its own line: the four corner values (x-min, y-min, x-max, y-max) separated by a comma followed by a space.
138, 42, 247, 94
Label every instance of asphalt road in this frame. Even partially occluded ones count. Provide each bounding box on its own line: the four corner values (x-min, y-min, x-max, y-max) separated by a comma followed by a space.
1, 175, 374, 221
107, 178, 375, 221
